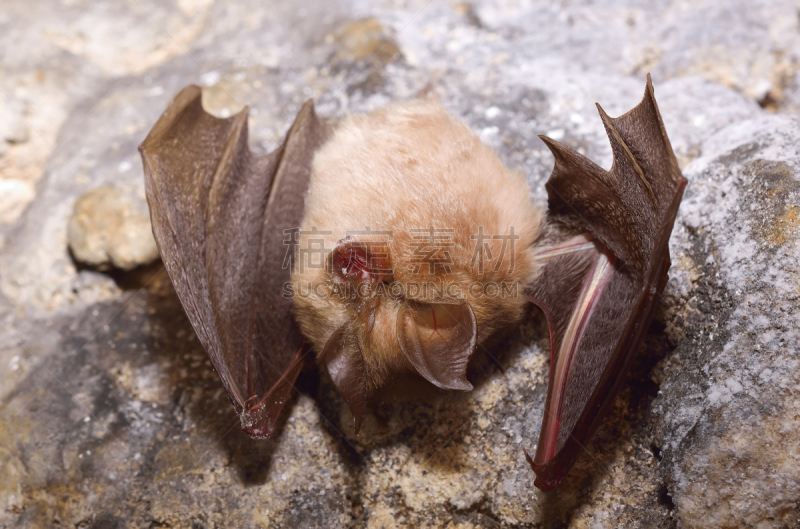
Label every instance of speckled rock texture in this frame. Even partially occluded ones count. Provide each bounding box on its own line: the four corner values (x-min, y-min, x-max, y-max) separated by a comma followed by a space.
655, 115, 800, 528
0, 0, 798, 528
67, 185, 159, 271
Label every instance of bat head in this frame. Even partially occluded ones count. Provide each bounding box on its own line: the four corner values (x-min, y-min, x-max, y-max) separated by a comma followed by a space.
288, 98, 544, 432
310, 236, 480, 432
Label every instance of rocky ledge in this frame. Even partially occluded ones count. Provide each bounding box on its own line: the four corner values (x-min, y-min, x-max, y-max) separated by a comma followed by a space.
0, 0, 798, 527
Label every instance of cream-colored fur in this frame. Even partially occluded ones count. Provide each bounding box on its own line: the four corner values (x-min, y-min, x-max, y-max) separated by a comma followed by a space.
291, 98, 544, 389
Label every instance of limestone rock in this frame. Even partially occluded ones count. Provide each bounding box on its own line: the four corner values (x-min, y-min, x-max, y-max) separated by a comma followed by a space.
0, 0, 799, 527
67, 185, 158, 271
0, 179, 35, 225
654, 114, 800, 528
0, 104, 30, 146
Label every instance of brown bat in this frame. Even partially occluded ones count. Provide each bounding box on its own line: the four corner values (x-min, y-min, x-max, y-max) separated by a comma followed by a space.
139, 74, 686, 491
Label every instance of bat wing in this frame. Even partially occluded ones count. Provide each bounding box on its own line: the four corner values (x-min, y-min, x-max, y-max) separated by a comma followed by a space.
525, 75, 687, 490
139, 86, 330, 438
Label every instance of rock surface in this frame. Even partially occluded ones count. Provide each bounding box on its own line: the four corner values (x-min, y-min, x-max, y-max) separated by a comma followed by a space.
655, 114, 800, 528
0, 0, 798, 528
67, 186, 159, 271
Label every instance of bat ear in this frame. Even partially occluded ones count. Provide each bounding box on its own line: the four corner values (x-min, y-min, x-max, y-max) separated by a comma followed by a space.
321, 324, 368, 433
397, 300, 477, 391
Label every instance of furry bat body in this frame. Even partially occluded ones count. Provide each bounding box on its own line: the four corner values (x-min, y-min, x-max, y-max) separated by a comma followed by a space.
139, 75, 686, 491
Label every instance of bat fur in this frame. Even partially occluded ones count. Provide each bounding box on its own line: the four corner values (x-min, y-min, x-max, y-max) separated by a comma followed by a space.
292, 97, 544, 392
139, 75, 685, 490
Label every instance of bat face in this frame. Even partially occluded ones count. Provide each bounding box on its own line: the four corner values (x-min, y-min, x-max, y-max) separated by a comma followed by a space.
139, 75, 685, 491
289, 98, 544, 430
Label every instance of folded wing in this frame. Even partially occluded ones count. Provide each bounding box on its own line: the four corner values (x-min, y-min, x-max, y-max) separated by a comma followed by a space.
140, 86, 329, 438
525, 74, 687, 490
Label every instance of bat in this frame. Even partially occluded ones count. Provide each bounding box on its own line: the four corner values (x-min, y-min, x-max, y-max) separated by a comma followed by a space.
139, 74, 686, 490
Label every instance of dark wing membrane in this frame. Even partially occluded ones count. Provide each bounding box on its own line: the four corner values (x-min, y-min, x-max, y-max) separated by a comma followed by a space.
525, 75, 687, 491
140, 86, 329, 438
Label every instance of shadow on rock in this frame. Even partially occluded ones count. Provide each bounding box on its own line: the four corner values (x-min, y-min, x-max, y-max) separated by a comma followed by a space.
141, 265, 292, 486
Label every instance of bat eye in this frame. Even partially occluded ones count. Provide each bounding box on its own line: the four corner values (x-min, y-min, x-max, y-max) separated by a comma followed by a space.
332, 241, 369, 279
330, 236, 394, 285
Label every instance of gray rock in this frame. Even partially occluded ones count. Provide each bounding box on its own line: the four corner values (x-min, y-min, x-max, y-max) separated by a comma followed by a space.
0, 104, 30, 146
0, 0, 799, 527
0, 179, 36, 225
654, 114, 800, 528
468, 0, 800, 112
0, 0, 216, 250
67, 185, 159, 271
